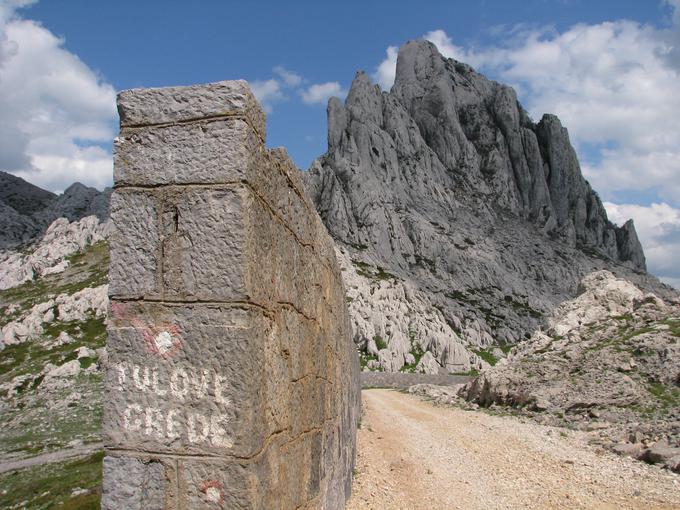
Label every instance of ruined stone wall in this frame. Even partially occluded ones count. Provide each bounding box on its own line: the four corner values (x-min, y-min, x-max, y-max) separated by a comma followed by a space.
102, 81, 360, 509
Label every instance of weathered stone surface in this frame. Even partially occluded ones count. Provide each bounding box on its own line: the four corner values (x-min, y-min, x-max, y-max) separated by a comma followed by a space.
105, 80, 359, 509
101, 456, 170, 510
304, 39, 671, 374
114, 119, 263, 186
117, 80, 265, 138
108, 190, 159, 298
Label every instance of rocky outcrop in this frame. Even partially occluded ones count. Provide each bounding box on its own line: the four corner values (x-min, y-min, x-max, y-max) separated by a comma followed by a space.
1, 285, 108, 348
336, 247, 486, 374
0, 171, 110, 249
464, 270, 680, 470
0, 215, 109, 290
304, 40, 671, 373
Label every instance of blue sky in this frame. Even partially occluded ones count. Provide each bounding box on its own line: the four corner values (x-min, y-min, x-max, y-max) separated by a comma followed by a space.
17, 0, 674, 173
1, 0, 679, 288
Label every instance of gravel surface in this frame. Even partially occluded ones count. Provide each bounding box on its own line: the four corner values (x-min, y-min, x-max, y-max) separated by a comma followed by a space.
0, 443, 103, 475
348, 390, 680, 509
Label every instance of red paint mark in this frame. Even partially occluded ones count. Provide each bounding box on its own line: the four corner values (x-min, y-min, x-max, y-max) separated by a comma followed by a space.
200, 479, 224, 506
134, 320, 183, 359
110, 301, 128, 320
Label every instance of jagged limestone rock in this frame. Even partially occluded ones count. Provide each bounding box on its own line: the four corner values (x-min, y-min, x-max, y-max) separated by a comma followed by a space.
464, 270, 680, 460
0, 216, 109, 290
304, 39, 672, 373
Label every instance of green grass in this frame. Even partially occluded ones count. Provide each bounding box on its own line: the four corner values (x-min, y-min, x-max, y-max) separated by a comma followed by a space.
647, 382, 680, 409
0, 451, 103, 509
359, 352, 381, 371
400, 343, 425, 373
0, 316, 105, 380
473, 348, 498, 366
0, 372, 103, 456
498, 342, 513, 354
373, 335, 387, 351
451, 368, 479, 377
660, 318, 680, 337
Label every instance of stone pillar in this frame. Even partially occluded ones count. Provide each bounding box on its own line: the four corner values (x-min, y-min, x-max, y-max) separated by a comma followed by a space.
103, 81, 360, 509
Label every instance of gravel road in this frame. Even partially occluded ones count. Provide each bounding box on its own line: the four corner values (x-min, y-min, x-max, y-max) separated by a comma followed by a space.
0, 443, 103, 475
348, 390, 680, 510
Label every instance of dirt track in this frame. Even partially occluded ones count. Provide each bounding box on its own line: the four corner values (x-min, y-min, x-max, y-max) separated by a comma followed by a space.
0, 443, 103, 475
348, 390, 680, 510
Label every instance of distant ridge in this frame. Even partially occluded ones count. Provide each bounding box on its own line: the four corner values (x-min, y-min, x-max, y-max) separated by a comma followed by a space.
0, 171, 110, 249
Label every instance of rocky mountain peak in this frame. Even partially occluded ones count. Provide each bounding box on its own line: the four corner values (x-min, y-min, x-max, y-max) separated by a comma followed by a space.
0, 171, 56, 216
310, 39, 645, 271
304, 39, 668, 373
0, 174, 110, 249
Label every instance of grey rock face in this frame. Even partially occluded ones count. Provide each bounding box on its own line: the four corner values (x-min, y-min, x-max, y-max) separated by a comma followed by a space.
463, 271, 680, 464
0, 198, 40, 248
304, 40, 669, 373
0, 171, 55, 215
35, 182, 111, 226
0, 171, 110, 249
105, 80, 359, 509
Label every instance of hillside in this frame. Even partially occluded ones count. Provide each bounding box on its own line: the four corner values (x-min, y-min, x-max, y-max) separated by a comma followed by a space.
304, 40, 677, 374
0, 217, 109, 508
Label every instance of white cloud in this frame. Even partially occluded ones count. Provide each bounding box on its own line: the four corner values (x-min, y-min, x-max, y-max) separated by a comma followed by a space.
605, 202, 680, 289
250, 78, 284, 113
375, 19, 680, 203
474, 21, 680, 205
0, 2, 116, 192
273, 66, 303, 87
374, 14, 680, 285
300, 81, 346, 105
374, 45, 398, 90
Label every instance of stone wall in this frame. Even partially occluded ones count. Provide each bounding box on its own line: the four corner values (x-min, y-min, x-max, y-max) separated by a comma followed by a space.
103, 81, 360, 509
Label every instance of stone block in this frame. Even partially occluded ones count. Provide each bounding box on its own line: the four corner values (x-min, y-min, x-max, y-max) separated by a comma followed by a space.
104, 302, 272, 458
109, 190, 160, 299
106, 79, 359, 509
102, 455, 171, 510
159, 187, 250, 301
114, 119, 263, 187
178, 459, 253, 509
117, 80, 265, 139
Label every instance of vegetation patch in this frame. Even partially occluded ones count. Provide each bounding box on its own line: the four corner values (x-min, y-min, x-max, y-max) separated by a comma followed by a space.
0, 241, 109, 323
372, 335, 388, 351
400, 343, 425, 373
473, 348, 498, 366
451, 368, 480, 377
498, 342, 512, 354
0, 316, 105, 380
412, 254, 436, 273
348, 242, 368, 251
647, 382, 680, 409
503, 295, 542, 319
0, 451, 103, 509
350, 259, 396, 282
359, 352, 380, 371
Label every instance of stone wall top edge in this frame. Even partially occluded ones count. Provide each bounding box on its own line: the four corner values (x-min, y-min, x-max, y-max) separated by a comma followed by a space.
117, 79, 266, 139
